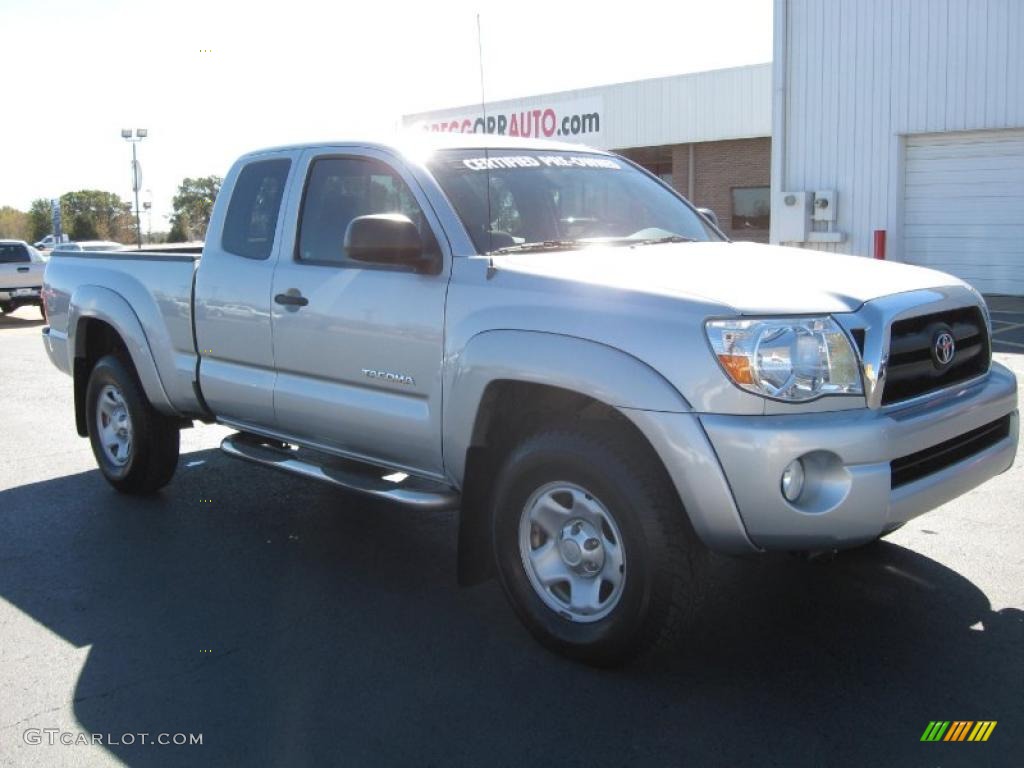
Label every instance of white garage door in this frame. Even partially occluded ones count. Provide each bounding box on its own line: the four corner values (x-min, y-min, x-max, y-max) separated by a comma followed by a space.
904, 129, 1024, 296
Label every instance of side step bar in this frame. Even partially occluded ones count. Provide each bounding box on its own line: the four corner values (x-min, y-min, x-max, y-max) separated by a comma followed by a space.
220, 432, 460, 511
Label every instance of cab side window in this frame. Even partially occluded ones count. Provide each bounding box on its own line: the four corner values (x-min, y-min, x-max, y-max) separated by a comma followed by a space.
222, 158, 291, 260
297, 156, 439, 266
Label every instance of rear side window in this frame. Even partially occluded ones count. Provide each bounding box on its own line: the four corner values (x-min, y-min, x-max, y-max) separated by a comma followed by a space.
0, 244, 30, 263
222, 158, 291, 260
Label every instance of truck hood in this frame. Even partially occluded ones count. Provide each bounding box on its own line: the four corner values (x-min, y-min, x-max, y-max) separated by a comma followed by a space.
491, 240, 968, 314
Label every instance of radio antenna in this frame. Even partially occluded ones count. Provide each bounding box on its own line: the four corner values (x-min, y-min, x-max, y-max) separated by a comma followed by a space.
477, 13, 494, 255
476, 13, 488, 121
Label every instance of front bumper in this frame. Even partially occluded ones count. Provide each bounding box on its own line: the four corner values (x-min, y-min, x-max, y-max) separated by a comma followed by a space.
700, 363, 1018, 550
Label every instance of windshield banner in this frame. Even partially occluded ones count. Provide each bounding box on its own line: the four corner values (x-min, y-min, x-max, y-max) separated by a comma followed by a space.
459, 155, 622, 171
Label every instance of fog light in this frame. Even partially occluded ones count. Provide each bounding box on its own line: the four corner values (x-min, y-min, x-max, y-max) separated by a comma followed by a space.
781, 459, 805, 502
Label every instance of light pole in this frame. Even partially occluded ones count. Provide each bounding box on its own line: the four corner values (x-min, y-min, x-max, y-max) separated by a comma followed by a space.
121, 128, 148, 249
144, 188, 153, 241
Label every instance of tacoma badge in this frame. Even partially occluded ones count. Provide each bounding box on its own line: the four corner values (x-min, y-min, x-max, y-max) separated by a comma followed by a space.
362, 369, 415, 386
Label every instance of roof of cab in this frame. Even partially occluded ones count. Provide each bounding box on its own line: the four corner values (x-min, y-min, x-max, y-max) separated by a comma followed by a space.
237, 132, 610, 162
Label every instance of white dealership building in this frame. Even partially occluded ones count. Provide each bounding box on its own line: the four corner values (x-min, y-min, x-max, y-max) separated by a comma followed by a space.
406, 0, 1023, 294
772, 0, 1024, 296
404, 64, 775, 243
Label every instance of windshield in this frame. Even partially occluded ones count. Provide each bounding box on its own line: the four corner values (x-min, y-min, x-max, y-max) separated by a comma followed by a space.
427, 149, 721, 254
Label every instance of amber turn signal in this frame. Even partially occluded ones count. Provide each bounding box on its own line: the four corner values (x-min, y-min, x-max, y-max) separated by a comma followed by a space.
717, 354, 755, 385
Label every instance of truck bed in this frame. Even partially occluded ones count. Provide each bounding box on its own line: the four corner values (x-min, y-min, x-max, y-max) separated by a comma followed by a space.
42, 249, 204, 418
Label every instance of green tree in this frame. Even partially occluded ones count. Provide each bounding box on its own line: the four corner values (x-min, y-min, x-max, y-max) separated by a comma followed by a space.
59, 190, 133, 242
28, 199, 53, 242
170, 175, 222, 241
69, 214, 99, 240
167, 215, 190, 243
0, 206, 31, 240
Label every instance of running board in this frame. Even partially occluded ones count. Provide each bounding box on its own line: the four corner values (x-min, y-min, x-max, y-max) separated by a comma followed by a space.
220, 432, 460, 511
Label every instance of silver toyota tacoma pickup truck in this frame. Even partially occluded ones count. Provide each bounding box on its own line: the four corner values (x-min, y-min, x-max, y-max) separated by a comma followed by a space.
41, 135, 1018, 664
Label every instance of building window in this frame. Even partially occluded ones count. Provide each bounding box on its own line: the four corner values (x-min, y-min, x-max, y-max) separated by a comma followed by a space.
731, 186, 770, 231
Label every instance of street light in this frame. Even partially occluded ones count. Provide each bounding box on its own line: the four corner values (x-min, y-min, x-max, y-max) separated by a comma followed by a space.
144, 188, 153, 240
121, 128, 147, 249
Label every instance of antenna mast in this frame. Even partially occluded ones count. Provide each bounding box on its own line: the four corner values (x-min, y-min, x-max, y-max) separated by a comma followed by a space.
477, 13, 488, 123
477, 13, 493, 255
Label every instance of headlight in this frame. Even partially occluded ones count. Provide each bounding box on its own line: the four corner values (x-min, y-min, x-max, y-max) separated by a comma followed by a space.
705, 317, 863, 401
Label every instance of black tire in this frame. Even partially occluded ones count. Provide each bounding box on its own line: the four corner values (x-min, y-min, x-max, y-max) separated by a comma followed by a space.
0, 302, 12, 314
85, 354, 180, 494
491, 425, 706, 666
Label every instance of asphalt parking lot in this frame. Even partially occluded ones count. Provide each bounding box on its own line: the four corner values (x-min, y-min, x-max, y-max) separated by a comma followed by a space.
1, 303, 1022, 767
990, 295, 1024, 354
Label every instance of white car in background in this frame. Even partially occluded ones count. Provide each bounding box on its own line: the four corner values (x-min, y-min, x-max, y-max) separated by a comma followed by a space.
0, 240, 46, 316
51, 240, 125, 253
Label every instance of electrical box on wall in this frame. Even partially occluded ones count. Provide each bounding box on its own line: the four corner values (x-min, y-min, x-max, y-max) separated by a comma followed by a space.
812, 190, 837, 222
776, 191, 811, 242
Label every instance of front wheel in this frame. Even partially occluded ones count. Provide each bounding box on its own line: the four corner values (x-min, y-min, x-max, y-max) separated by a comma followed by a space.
85, 354, 180, 494
492, 426, 706, 666
0, 302, 12, 314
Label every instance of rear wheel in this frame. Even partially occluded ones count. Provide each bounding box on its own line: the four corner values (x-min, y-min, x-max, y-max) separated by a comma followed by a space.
85, 354, 180, 494
492, 426, 706, 666
0, 302, 12, 314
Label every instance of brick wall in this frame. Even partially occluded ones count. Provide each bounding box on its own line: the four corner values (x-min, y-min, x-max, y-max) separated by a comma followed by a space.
669, 137, 772, 243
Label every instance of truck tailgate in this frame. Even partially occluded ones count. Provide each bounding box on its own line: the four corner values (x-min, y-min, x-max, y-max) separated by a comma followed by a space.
0, 261, 44, 291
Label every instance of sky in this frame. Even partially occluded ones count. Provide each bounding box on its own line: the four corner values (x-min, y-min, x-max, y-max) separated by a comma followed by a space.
0, 0, 772, 232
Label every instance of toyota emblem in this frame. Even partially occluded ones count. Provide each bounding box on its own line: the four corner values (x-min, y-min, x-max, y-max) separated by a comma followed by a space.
933, 331, 956, 367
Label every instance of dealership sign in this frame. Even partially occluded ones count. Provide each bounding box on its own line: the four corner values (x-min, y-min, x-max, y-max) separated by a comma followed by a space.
408, 97, 603, 143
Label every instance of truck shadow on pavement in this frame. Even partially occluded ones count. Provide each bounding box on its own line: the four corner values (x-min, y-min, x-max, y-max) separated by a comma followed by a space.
0, 312, 45, 330
0, 447, 1020, 767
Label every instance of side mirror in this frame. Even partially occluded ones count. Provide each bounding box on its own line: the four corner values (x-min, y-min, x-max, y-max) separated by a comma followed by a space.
344, 214, 434, 273
697, 207, 720, 230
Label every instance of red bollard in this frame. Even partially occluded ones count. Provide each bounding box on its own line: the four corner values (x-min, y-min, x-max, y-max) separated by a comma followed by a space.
873, 229, 886, 260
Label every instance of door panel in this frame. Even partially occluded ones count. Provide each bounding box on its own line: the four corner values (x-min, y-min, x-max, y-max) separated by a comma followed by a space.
196, 155, 293, 425
270, 150, 449, 476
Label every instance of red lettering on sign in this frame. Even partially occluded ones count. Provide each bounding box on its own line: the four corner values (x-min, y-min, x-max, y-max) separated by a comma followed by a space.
541, 109, 556, 137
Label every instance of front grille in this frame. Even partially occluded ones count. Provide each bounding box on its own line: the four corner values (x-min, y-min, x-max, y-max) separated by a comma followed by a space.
882, 306, 990, 405
890, 415, 1012, 489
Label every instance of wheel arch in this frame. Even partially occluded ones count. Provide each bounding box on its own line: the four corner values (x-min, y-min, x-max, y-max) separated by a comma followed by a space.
444, 330, 690, 485
70, 286, 176, 436
446, 331, 693, 586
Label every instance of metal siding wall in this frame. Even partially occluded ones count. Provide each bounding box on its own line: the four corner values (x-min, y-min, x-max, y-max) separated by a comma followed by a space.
404, 64, 772, 150
776, 0, 1024, 260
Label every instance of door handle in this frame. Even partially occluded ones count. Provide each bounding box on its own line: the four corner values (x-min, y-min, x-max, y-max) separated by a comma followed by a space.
274, 292, 309, 307
17, 267, 29, 272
